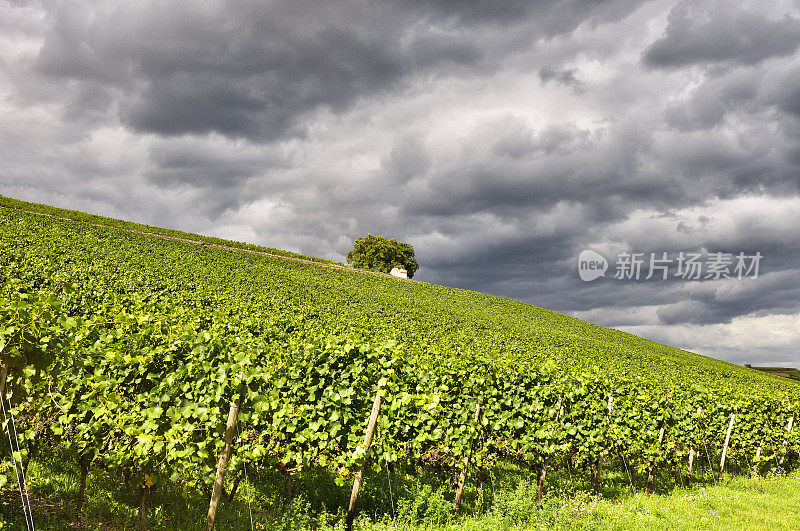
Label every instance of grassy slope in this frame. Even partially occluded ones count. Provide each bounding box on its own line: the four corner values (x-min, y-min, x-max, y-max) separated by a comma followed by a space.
19, 451, 800, 530
411, 471, 800, 531
0, 195, 794, 395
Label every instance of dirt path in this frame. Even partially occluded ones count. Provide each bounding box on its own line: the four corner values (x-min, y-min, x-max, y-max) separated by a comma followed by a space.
1, 204, 411, 281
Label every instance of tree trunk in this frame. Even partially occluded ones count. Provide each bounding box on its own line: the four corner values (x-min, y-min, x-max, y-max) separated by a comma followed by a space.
453, 403, 482, 513
536, 458, 549, 503
76, 456, 89, 515
594, 455, 603, 493
138, 487, 149, 531
537, 395, 563, 503
281, 467, 292, 511
223, 473, 243, 502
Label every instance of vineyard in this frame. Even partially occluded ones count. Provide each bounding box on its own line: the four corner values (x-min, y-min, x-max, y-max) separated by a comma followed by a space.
0, 196, 798, 529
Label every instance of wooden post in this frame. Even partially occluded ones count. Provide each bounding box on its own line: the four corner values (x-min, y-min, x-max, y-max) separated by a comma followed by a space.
686, 406, 702, 484
755, 424, 766, 475
779, 416, 794, 467
0, 363, 7, 400
536, 395, 563, 503
645, 423, 665, 494
719, 412, 735, 479
594, 395, 614, 492
205, 398, 241, 531
453, 402, 482, 513
755, 419, 767, 464
346, 387, 383, 531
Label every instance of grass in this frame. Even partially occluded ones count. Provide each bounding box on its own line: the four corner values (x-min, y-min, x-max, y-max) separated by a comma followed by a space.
583, 472, 800, 530
3, 453, 798, 530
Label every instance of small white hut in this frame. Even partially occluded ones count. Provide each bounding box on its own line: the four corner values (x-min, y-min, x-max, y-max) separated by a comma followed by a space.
390, 267, 408, 279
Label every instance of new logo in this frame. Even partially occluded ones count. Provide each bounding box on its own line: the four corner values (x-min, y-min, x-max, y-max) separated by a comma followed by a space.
578, 250, 608, 282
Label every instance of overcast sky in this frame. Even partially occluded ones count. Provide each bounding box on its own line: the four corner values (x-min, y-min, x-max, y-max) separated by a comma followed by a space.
2, 0, 800, 366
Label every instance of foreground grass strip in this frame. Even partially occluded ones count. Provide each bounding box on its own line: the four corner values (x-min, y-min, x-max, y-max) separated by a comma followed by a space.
574, 471, 800, 530
13, 456, 800, 530
362, 471, 800, 531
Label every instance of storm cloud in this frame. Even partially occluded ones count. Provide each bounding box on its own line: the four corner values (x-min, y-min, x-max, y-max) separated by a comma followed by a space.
2, 0, 800, 366
642, 0, 800, 68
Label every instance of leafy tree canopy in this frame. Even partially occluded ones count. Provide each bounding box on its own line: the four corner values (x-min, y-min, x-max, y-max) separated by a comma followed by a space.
346, 234, 419, 278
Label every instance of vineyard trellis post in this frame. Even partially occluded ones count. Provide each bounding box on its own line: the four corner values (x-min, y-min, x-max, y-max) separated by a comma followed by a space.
453, 401, 482, 513
645, 422, 665, 494
686, 406, 702, 485
205, 397, 241, 531
778, 416, 794, 467
346, 384, 384, 531
0, 361, 35, 530
755, 420, 767, 475
719, 410, 736, 479
0, 363, 6, 399
594, 395, 614, 492
536, 394, 563, 504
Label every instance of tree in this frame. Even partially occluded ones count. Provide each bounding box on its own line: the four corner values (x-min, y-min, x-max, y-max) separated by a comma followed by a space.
346, 234, 419, 278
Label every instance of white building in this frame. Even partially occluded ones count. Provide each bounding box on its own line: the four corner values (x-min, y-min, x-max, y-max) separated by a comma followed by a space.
390, 267, 408, 279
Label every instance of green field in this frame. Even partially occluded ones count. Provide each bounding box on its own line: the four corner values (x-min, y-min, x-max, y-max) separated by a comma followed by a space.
0, 195, 790, 392
0, 195, 797, 529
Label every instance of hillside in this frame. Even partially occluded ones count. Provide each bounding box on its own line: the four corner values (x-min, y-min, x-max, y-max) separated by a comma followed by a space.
0, 195, 794, 394
1, 195, 798, 529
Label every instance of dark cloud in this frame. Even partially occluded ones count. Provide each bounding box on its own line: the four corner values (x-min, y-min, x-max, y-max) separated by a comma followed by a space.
144, 141, 275, 192
539, 66, 584, 92
411, 0, 650, 32
654, 270, 800, 324
381, 137, 432, 185
395, 120, 703, 221
765, 62, 800, 120
663, 70, 759, 130
643, 1, 800, 68
32, 2, 410, 140
27, 0, 657, 142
